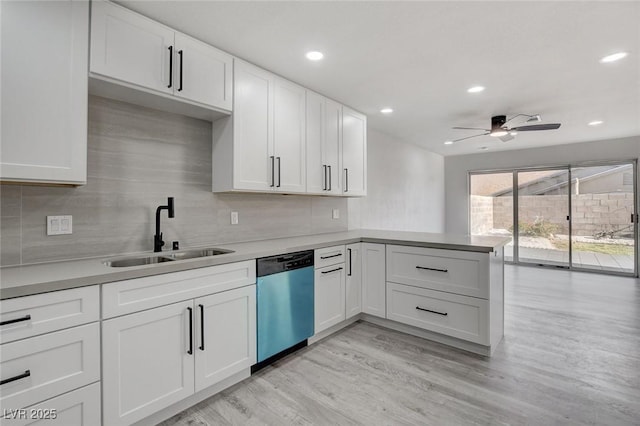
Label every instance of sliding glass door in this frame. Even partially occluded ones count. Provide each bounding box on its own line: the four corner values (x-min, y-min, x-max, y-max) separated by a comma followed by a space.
515, 168, 570, 268
469, 160, 637, 276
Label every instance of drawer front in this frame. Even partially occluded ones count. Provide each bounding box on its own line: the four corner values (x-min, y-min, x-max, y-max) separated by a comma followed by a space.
1, 287, 99, 344
386, 282, 488, 345
102, 260, 256, 318
0, 323, 100, 410
3, 382, 101, 426
314, 245, 346, 269
386, 245, 489, 298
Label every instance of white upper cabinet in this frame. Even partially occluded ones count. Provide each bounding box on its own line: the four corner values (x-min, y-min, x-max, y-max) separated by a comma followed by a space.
90, 0, 174, 95
90, 0, 232, 112
342, 106, 367, 196
0, 0, 88, 185
306, 91, 342, 195
173, 33, 233, 110
273, 78, 306, 193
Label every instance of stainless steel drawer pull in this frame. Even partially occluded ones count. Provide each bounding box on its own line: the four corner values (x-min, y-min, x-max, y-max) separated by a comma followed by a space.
321, 267, 343, 274
1, 370, 31, 386
0, 315, 31, 326
416, 266, 448, 273
320, 253, 342, 260
416, 306, 448, 316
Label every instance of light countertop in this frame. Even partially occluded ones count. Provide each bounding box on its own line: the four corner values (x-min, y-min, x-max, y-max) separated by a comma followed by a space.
0, 230, 510, 300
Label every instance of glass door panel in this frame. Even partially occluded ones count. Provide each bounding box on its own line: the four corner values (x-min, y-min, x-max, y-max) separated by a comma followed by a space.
516, 169, 570, 267
470, 172, 514, 261
570, 164, 635, 274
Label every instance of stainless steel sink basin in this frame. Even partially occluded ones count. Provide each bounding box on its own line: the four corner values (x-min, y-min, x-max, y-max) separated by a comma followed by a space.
104, 256, 175, 267
103, 248, 234, 267
167, 248, 234, 260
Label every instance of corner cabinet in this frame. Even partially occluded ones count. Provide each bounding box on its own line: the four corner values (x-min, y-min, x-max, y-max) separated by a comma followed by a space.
213, 60, 306, 193
90, 0, 232, 114
342, 107, 367, 196
0, 0, 88, 185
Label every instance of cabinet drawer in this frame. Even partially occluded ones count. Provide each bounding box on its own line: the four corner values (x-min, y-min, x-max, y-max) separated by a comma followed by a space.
314, 245, 346, 269
386, 245, 489, 299
0, 323, 100, 410
386, 282, 488, 345
1, 287, 99, 344
102, 260, 256, 318
4, 382, 101, 426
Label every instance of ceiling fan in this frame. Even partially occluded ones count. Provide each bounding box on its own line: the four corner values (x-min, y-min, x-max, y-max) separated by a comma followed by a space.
451, 114, 561, 143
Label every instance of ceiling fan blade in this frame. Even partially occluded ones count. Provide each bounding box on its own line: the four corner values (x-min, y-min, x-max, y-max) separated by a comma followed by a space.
452, 132, 490, 142
499, 134, 515, 142
511, 123, 561, 131
452, 126, 490, 131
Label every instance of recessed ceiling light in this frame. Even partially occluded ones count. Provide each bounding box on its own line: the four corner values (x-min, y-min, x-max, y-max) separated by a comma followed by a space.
305, 51, 324, 61
467, 86, 485, 93
600, 52, 628, 63
444, 141, 453, 145
588, 120, 604, 126
380, 108, 393, 114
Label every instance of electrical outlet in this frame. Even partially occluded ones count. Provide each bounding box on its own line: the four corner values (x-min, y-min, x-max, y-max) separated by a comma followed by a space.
231, 211, 239, 225
332, 209, 340, 219
47, 215, 72, 235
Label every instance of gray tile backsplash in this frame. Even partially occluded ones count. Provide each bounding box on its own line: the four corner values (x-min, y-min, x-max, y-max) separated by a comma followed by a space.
0, 96, 347, 266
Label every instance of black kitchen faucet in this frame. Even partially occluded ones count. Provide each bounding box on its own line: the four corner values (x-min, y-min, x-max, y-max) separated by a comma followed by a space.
154, 197, 175, 252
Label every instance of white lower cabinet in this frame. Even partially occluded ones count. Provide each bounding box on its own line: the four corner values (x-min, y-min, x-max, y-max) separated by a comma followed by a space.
345, 243, 362, 319
102, 285, 256, 426
361, 243, 386, 318
314, 264, 346, 334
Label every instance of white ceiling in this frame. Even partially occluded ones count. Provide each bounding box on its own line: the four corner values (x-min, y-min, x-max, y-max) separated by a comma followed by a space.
118, 1, 640, 156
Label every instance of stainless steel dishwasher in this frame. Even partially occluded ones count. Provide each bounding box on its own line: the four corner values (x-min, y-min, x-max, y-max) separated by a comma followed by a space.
253, 250, 314, 371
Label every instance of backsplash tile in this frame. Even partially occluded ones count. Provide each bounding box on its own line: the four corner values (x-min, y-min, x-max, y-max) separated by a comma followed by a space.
0, 96, 347, 266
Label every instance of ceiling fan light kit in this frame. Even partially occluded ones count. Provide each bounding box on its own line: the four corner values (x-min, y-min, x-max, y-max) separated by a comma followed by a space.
450, 113, 561, 143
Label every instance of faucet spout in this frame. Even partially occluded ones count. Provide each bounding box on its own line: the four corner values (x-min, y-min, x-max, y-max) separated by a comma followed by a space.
154, 197, 175, 252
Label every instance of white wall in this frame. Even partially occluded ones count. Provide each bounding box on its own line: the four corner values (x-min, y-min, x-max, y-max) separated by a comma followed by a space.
349, 129, 445, 232
444, 135, 640, 234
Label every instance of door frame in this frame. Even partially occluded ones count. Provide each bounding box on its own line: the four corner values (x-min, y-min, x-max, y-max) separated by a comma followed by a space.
468, 158, 637, 277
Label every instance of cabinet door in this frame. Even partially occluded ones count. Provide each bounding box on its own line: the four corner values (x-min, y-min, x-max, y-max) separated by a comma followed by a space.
314, 265, 346, 334
90, 0, 174, 94
274, 78, 306, 193
324, 99, 343, 195
194, 286, 256, 392
102, 301, 195, 426
306, 91, 326, 194
345, 244, 362, 319
0, 0, 88, 184
173, 33, 233, 111
362, 243, 386, 318
233, 61, 274, 191
342, 106, 367, 196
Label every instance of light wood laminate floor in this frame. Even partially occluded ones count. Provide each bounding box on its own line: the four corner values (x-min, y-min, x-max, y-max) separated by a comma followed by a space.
161, 265, 640, 425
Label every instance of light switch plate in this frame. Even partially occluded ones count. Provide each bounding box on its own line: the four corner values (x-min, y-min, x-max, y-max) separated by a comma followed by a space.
332, 209, 340, 219
231, 211, 239, 225
47, 215, 72, 235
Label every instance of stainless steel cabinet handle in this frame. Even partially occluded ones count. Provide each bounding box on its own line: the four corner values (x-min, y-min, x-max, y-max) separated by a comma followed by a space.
416, 306, 448, 316
276, 157, 281, 188
199, 304, 205, 351
323, 165, 327, 190
167, 46, 173, 88
320, 253, 342, 260
416, 266, 448, 273
1, 370, 31, 386
321, 267, 343, 274
187, 307, 193, 355
270, 156, 275, 187
347, 248, 352, 276
0, 314, 31, 326
344, 168, 349, 192
178, 50, 184, 92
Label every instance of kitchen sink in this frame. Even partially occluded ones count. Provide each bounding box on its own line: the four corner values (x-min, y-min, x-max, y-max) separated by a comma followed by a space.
103, 248, 234, 267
